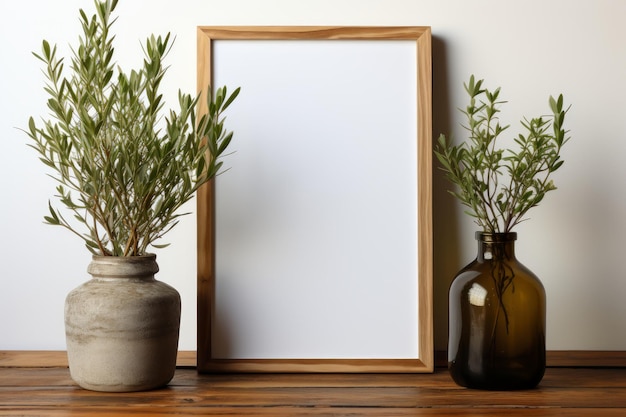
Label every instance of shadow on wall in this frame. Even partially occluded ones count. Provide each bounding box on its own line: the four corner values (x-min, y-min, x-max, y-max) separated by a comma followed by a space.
431, 35, 464, 352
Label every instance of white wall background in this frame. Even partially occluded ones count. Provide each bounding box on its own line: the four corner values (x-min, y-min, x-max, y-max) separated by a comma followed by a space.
1, 0, 624, 352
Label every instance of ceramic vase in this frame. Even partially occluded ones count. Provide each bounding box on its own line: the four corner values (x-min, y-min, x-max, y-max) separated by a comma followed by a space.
64, 254, 181, 392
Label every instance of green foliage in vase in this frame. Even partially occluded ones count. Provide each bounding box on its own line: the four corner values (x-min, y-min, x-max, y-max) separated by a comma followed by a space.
23, 0, 240, 256
434, 75, 570, 233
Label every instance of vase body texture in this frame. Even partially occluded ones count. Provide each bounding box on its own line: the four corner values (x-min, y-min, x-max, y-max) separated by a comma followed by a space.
448, 232, 546, 390
64, 254, 181, 392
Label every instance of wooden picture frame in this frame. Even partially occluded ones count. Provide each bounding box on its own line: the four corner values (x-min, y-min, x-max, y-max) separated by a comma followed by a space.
197, 26, 432, 373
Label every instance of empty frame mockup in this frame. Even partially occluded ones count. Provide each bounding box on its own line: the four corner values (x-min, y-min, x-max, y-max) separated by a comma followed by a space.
197, 27, 433, 373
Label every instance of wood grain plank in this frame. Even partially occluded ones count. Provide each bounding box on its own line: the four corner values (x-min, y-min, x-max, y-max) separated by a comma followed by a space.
3, 367, 626, 389
435, 350, 626, 368
0, 408, 625, 417
547, 350, 626, 367
2, 376, 626, 408
2, 351, 626, 416
7, 350, 624, 369
0, 351, 196, 368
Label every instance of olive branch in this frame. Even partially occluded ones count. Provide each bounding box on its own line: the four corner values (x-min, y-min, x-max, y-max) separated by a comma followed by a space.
23, 0, 240, 256
434, 75, 570, 233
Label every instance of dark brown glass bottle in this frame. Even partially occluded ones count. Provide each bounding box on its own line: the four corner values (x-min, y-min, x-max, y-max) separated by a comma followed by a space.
448, 232, 546, 390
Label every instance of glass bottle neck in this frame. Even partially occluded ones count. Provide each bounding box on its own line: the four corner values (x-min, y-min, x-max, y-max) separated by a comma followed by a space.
475, 232, 517, 262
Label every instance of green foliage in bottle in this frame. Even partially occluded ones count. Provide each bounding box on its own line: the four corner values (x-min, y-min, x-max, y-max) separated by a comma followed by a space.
23, 0, 240, 256
435, 75, 570, 233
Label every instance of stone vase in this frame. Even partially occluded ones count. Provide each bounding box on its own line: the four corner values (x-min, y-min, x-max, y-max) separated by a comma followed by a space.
64, 254, 181, 392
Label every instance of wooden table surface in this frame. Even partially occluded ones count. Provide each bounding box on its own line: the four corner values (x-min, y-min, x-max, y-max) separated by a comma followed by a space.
1, 351, 625, 416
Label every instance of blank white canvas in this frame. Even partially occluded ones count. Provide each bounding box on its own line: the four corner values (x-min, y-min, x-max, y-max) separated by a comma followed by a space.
211, 39, 419, 359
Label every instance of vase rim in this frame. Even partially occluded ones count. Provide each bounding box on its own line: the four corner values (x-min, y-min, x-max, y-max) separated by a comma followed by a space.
91, 253, 156, 260
475, 231, 517, 241
88, 253, 159, 278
